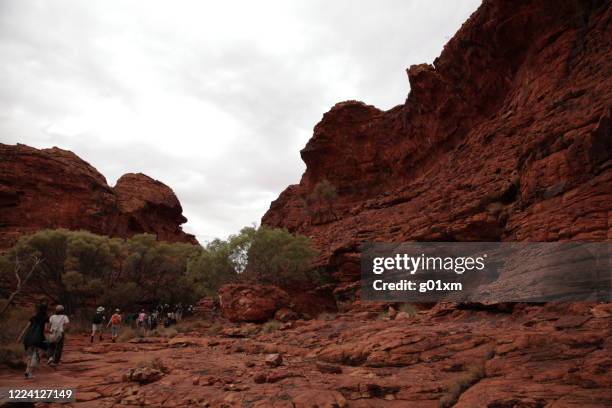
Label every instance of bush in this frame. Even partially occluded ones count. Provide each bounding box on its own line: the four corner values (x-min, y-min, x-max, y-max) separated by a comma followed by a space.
148, 327, 178, 338
261, 320, 282, 333
188, 226, 319, 290
117, 327, 140, 342
245, 226, 317, 286
0, 342, 25, 369
207, 322, 223, 335
307, 179, 338, 216
398, 303, 418, 316
136, 356, 169, 373
4, 230, 202, 313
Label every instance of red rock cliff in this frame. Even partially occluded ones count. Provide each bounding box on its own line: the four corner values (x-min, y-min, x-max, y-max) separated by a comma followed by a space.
262, 0, 612, 283
0, 143, 197, 248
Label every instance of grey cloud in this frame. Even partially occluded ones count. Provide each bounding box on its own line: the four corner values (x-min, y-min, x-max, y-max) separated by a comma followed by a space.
0, 0, 481, 241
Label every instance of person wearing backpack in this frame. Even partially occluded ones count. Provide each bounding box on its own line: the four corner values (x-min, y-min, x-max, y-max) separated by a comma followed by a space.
91, 306, 106, 343
47, 305, 69, 365
106, 309, 122, 343
18, 303, 49, 379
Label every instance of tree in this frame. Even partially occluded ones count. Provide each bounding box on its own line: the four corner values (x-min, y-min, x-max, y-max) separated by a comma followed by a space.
2, 229, 205, 312
122, 234, 200, 304
186, 238, 240, 296
0, 254, 43, 319
307, 179, 338, 220
244, 226, 317, 286
9, 229, 117, 311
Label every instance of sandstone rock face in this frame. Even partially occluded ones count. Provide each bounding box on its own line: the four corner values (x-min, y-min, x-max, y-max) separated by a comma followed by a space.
262, 1, 612, 287
218, 284, 291, 322
0, 143, 197, 248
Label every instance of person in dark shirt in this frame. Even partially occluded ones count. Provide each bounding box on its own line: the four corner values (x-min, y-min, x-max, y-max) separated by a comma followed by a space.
91, 306, 106, 343
18, 303, 49, 379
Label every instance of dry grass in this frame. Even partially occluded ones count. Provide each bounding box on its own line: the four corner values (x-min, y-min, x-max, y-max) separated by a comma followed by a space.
318, 312, 337, 321
398, 303, 418, 316
439, 365, 485, 408
117, 327, 141, 342
261, 320, 282, 333
174, 318, 209, 334
148, 327, 178, 338
136, 356, 169, 373
207, 322, 223, 335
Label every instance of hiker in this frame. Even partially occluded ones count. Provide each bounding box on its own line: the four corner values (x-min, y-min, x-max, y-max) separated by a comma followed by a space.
18, 303, 49, 379
150, 311, 158, 330
91, 306, 106, 343
107, 309, 122, 343
137, 309, 146, 332
47, 305, 69, 365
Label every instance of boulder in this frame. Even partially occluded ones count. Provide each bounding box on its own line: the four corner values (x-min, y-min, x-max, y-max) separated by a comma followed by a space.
264, 353, 283, 367
218, 284, 291, 322
123, 367, 164, 384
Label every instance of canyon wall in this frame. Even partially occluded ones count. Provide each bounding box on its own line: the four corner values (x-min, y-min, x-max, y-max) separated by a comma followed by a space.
0, 143, 197, 248
262, 0, 612, 285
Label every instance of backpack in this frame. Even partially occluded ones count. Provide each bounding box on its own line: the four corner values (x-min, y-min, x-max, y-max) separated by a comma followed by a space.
92, 312, 104, 324
111, 314, 121, 325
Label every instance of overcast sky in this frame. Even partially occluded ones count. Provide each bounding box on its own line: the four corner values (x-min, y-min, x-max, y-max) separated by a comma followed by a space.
0, 0, 480, 242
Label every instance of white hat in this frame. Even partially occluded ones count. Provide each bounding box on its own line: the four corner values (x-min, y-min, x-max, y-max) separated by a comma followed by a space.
96, 306, 105, 312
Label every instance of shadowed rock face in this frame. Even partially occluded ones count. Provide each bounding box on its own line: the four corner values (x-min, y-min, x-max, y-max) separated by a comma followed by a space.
262, 0, 612, 284
0, 143, 197, 248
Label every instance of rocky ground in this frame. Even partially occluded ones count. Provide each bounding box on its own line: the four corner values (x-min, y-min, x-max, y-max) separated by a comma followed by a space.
1, 302, 610, 408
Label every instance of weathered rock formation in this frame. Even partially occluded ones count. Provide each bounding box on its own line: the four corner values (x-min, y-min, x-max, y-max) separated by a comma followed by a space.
0, 143, 197, 248
263, 0, 612, 287
219, 284, 292, 323
1, 302, 610, 406
218, 283, 338, 322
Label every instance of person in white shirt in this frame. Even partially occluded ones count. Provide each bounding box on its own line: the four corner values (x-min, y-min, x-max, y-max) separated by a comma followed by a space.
47, 305, 69, 365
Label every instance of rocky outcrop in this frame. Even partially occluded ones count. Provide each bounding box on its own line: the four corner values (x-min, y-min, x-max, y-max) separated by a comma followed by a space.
262, 1, 612, 286
218, 284, 292, 322
0, 302, 609, 406
218, 283, 338, 322
0, 143, 197, 248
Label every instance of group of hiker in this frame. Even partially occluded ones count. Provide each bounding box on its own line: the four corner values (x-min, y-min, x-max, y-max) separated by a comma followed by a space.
18, 304, 69, 379
17, 302, 194, 379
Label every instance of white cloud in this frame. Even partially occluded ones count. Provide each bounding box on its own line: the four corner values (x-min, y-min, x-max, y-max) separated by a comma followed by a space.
0, 0, 481, 242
